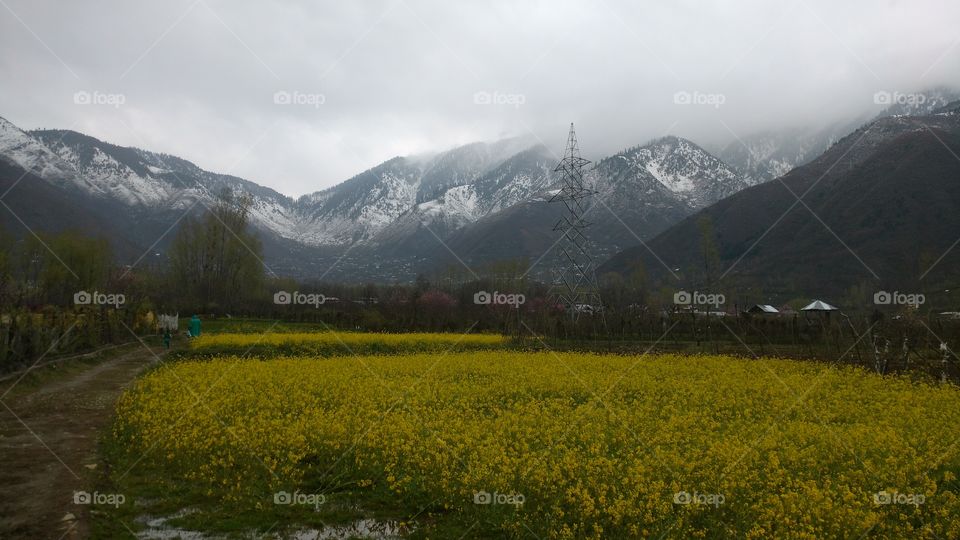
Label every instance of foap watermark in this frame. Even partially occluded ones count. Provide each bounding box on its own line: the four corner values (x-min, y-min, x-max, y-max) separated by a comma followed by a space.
474, 290, 525, 307
274, 290, 326, 308
273, 90, 325, 108
73, 490, 126, 508
473, 490, 525, 507
73, 90, 126, 108
874, 290, 925, 306
274, 490, 325, 511
473, 90, 525, 108
873, 90, 927, 107
673, 490, 725, 508
74, 290, 125, 308
873, 490, 925, 506
674, 290, 725, 308
673, 90, 725, 108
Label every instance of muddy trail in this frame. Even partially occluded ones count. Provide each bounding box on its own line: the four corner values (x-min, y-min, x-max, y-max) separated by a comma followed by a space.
0, 345, 162, 539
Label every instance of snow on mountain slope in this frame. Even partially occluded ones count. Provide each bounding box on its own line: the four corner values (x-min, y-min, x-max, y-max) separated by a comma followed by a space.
293, 138, 540, 246
718, 88, 960, 185
42, 136, 173, 206
603, 136, 746, 208
367, 145, 555, 252
420, 184, 480, 222
874, 87, 960, 118
415, 135, 536, 201
30, 129, 303, 240
0, 117, 83, 188
2, 115, 758, 281
6, 116, 543, 250
292, 157, 425, 245
599, 107, 960, 295
472, 145, 556, 214
438, 136, 749, 270
717, 124, 859, 186
136, 154, 302, 240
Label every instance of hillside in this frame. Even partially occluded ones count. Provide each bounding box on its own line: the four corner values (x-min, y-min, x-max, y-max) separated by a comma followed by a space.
599, 111, 960, 302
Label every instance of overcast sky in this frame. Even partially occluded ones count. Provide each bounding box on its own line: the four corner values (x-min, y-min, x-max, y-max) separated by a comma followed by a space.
2, 0, 959, 196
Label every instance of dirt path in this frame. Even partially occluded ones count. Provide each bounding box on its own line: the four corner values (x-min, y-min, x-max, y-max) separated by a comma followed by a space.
0, 345, 161, 539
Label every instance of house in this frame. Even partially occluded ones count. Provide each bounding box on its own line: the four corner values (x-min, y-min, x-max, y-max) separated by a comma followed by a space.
746, 304, 779, 314
801, 300, 838, 312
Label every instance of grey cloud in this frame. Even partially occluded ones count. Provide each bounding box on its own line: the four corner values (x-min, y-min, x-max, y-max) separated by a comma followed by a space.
1, 0, 958, 196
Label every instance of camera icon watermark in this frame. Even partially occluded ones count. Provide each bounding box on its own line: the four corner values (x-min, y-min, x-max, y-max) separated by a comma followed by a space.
473, 290, 525, 307
73, 490, 125, 508
473, 90, 526, 108
273, 290, 325, 308
873, 490, 924, 506
673, 490, 724, 507
74, 290, 125, 308
873, 290, 924, 306
673, 90, 725, 108
873, 90, 927, 106
673, 290, 725, 308
473, 490, 525, 507
273, 90, 325, 108
73, 90, 126, 108
273, 490, 325, 511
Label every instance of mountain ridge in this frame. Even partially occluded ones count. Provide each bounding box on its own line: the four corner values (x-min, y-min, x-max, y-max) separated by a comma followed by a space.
0, 114, 756, 281
598, 109, 960, 300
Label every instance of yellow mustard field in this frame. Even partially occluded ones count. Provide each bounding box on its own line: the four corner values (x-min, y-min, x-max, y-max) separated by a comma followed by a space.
190, 331, 508, 355
114, 351, 960, 538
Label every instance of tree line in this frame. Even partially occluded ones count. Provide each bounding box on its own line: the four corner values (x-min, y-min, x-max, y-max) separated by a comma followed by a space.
2, 189, 958, 382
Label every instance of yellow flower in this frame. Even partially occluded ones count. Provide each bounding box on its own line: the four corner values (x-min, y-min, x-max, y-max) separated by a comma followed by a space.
114, 346, 960, 538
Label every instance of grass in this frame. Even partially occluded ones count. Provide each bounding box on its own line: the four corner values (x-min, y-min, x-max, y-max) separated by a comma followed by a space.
93, 433, 470, 538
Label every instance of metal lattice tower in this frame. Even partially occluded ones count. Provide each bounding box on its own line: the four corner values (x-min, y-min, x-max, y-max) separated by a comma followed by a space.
549, 123, 603, 320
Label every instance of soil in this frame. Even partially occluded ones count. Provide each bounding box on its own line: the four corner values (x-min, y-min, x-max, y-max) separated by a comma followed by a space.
0, 345, 162, 539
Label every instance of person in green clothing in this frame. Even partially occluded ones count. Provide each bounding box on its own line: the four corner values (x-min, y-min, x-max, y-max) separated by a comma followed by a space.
189, 315, 201, 337
162, 328, 172, 349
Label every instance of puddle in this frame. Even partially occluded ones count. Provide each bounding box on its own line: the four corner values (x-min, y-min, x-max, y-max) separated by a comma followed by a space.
135, 510, 410, 540
293, 519, 411, 539
136, 509, 213, 540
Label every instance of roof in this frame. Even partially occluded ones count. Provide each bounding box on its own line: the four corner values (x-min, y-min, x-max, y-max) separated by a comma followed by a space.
747, 304, 779, 313
801, 300, 838, 311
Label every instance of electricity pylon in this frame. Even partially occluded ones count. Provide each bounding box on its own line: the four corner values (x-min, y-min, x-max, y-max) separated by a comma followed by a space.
549, 123, 603, 321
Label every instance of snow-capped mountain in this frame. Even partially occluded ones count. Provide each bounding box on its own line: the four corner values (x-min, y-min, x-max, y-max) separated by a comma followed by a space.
718, 87, 960, 185
601, 136, 747, 208
4, 117, 542, 251
415, 137, 538, 202
440, 136, 747, 273
0, 117, 83, 187
873, 86, 960, 119
293, 156, 423, 245
30, 129, 301, 238
290, 136, 538, 246
717, 123, 858, 185
584, 136, 746, 255
369, 145, 556, 255
600, 105, 960, 297
0, 114, 753, 281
